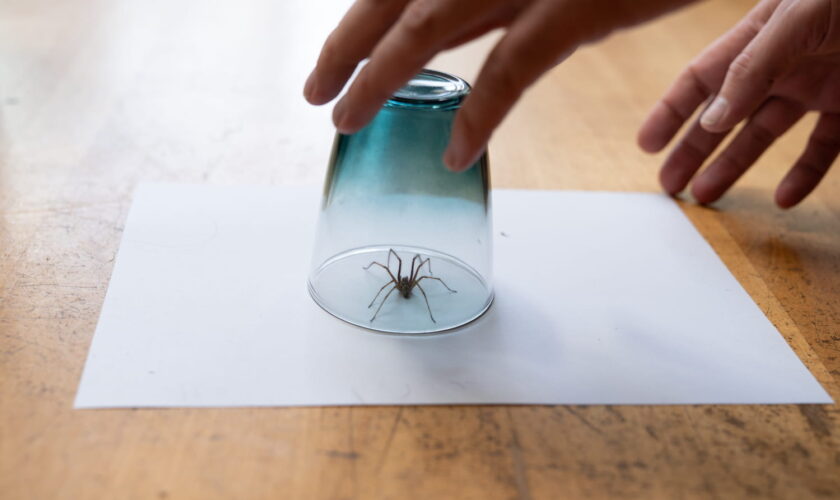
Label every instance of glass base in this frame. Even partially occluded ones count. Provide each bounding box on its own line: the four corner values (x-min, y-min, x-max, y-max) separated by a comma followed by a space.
308, 245, 493, 335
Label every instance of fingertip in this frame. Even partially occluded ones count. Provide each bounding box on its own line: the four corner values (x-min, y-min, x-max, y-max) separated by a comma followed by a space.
446, 111, 486, 171
332, 99, 362, 134
334, 114, 370, 135
658, 167, 682, 196
775, 194, 796, 209
443, 142, 474, 172
637, 126, 655, 153
306, 65, 357, 105
306, 80, 337, 106
690, 178, 719, 206
638, 128, 665, 154
303, 72, 315, 103
637, 103, 686, 153
442, 148, 459, 171
658, 147, 703, 197
774, 182, 800, 209
332, 100, 346, 130
308, 92, 333, 106
304, 85, 331, 106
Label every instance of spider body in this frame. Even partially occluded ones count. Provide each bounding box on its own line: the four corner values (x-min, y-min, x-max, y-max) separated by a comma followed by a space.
397, 277, 413, 299
363, 248, 457, 323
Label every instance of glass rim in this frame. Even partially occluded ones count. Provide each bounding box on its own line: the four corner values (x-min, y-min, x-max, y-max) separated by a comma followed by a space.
386, 69, 471, 110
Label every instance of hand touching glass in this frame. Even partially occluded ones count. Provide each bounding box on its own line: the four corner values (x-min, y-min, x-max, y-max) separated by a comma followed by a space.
304, 0, 694, 170
638, 0, 840, 208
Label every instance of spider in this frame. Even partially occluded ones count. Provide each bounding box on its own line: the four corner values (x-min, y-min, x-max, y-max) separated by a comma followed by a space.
363, 249, 457, 323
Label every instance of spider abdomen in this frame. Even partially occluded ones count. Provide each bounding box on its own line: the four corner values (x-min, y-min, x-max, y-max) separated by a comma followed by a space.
398, 278, 413, 298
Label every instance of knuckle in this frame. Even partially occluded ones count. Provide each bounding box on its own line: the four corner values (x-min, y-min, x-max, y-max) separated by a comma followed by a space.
727, 51, 755, 81
798, 160, 828, 177
679, 140, 709, 164
401, 0, 444, 39
320, 32, 344, 65
456, 106, 483, 146
747, 122, 776, 147
778, 0, 830, 52
685, 64, 713, 97
728, 50, 776, 92
718, 153, 747, 175
483, 56, 527, 100
351, 67, 392, 103
661, 98, 688, 122
811, 131, 840, 153
352, 71, 377, 99
743, 17, 767, 40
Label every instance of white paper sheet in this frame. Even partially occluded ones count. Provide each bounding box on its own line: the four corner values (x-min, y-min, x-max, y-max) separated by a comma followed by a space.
74, 184, 832, 407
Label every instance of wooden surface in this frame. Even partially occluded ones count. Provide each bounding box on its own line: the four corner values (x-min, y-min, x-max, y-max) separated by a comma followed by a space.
1, 0, 839, 498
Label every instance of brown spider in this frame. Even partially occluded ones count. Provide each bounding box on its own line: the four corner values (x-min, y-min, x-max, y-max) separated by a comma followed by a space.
363, 249, 457, 323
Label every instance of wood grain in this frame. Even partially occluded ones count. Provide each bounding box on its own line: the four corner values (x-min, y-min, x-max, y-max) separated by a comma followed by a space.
1, 1, 838, 498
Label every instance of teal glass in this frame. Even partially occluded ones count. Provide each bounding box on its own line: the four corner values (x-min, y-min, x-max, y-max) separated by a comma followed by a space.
308, 69, 493, 334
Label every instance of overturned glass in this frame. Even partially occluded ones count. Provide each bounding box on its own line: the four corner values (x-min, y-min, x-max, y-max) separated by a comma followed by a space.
308, 69, 493, 334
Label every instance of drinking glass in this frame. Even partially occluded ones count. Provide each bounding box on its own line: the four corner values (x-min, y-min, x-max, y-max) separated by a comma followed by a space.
308, 69, 493, 334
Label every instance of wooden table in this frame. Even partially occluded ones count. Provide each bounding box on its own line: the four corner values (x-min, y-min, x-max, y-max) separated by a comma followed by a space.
2, 0, 838, 498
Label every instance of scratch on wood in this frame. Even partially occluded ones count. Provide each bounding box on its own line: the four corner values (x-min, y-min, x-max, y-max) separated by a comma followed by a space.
563, 406, 603, 435
798, 405, 832, 438
377, 407, 403, 471
507, 408, 533, 500
605, 405, 626, 423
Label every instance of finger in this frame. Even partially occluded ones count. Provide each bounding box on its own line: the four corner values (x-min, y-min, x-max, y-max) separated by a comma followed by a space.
444, 1, 591, 170
304, 0, 410, 105
638, 0, 781, 152
443, 16, 509, 50
658, 111, 731, 195
699, 1, 822, 133
690, 98, 806, 204
637, 68, 716, 154
333, 0, 511, 133
775, 113, 840, 208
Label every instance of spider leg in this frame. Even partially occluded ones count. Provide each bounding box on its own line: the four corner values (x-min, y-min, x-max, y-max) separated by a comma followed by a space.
416, 275, 457, 293
412, 257, 430, 282
414, 283, 436, 323
368, 279, 396, 308
363, 261, 397, 283
389, 249, 403, 281
410, 254, 420, 283
371, 285, 398, 322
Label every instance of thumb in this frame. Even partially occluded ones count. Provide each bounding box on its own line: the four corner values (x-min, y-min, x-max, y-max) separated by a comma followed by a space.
700, 0, 822, 133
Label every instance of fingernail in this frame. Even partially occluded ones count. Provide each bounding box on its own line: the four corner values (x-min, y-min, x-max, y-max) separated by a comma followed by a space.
701, 96, 728, 129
